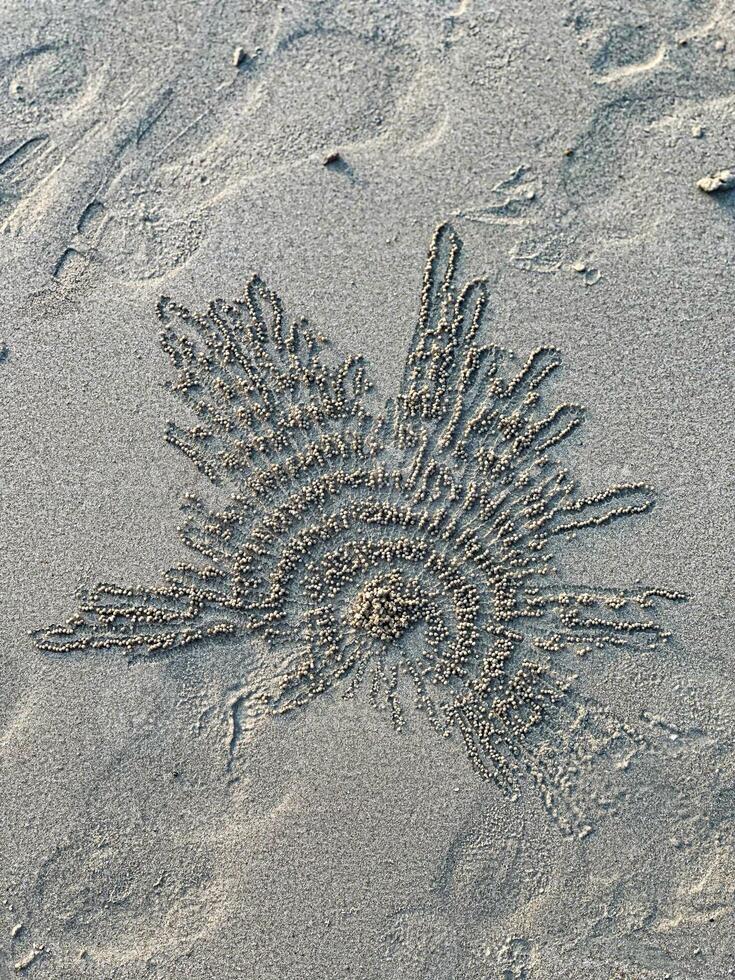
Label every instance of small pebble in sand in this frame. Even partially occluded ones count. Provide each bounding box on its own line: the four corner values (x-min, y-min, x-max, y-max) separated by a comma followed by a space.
691, 125, 703, 138
697, 169, 735, 193
323, 151, 342, 166
572, 260, 586, 273
714, 38, 727, 52
563, 146, 574, 156
232, 46, 249, 68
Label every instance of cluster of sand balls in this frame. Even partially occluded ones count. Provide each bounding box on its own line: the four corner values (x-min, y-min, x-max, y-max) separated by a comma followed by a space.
346, 570, 425, 643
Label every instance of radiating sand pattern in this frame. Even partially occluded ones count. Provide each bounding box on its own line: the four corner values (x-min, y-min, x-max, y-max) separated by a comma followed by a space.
34, 223, 685, 836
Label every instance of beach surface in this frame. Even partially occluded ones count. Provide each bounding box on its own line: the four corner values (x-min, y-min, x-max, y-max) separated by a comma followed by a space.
1, 2, 734, 978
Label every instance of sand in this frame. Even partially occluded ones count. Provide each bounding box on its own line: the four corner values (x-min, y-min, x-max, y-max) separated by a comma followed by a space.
1, 1, 734, 978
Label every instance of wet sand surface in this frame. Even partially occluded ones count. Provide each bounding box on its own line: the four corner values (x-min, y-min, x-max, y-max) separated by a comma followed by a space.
1, 2, 734, 978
